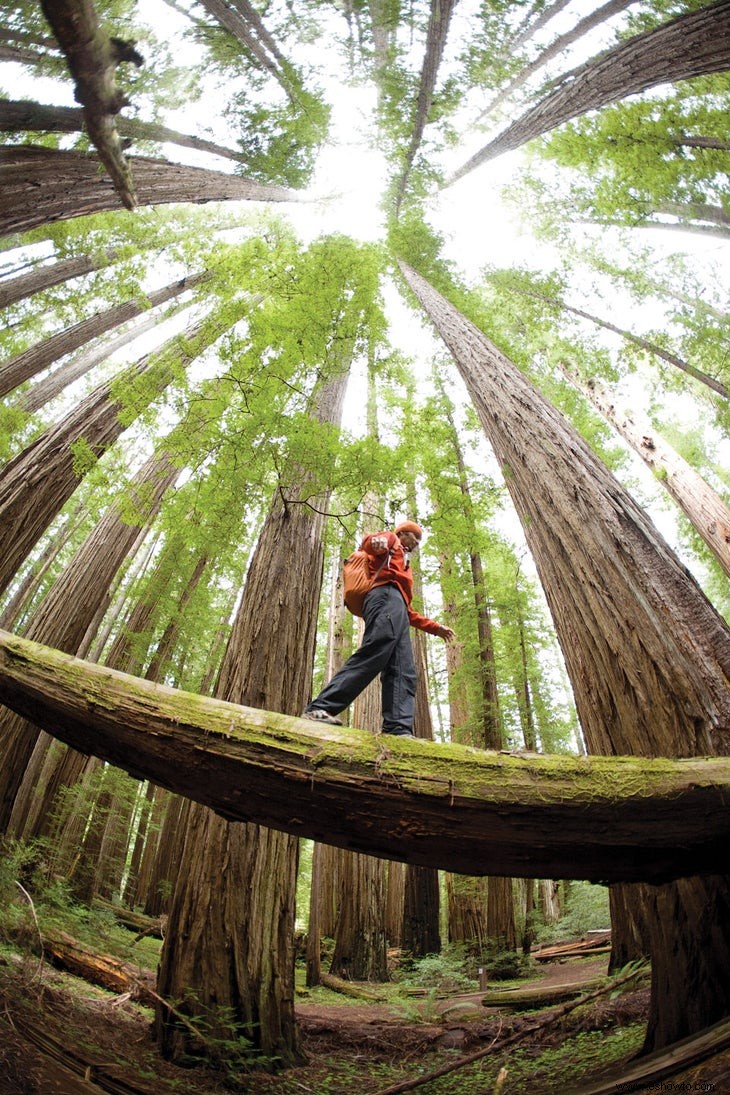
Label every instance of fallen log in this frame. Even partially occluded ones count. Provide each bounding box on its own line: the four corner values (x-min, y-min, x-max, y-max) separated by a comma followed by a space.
92, 897, 165, 941
1, 629, 730, 883
41, 929, 156, 1005
482, 978, 605, 1009
371, 965, 648, 1095
319, 973, 386, 1000
533, 933, 611, 961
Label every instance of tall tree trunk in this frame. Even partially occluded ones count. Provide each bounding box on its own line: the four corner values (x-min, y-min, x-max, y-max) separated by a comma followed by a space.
143, 794, 190, 918
0, 453, 177, 833
307, 549, 351, 987
196, 0, 298, 102
20, 303, 191, 416
440, 394, 514, 949
657, 199, 730, 228
0, 314, 221, 598
569, 370, 730, 578
478, 0, 639, 122
0, 273, 205, 399
155, 367, 350, 1066
399, 260, 730, 1051
328, 649, 390, 982
450, 0, 730, 180
327, 366, 391, 984
386, 860, 405, 947
0, 245, 117, 310
0, 146, 298, 236
446, 873, 488, 948
393, 0, 458, 213
508, 0, 575, 54
0, 505, 86, 630
515, 609, 537, 750
510, 283, 729, 400
402, 632, 441, 958
0, 99, 254, 165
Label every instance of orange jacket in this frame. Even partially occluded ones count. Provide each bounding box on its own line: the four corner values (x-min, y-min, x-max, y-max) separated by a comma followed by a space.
361, 531, 443, 636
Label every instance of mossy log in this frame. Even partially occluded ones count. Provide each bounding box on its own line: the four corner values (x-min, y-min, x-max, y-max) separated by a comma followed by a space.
41, 929, 156, 1004
92, 898, 165, 940
319, 974, 386, 1000
482, 978, 605, 1009
1, 629, 730, 883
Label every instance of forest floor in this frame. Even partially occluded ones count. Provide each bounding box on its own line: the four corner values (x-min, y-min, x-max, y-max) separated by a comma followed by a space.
1, 946, 729, 1095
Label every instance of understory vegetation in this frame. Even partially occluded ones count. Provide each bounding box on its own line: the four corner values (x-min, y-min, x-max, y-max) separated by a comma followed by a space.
0, 838, 646, 1094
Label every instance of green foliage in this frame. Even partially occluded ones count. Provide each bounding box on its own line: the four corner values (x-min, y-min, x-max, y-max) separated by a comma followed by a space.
503, 1024, 645, 1094
535, 882, 611, 945
391, 946, 476, 994
536, 75, 730, 226
228, 88, 332, 187
70, 436, 101, 476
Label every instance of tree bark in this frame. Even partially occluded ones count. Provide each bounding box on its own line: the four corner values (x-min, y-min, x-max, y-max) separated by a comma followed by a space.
196, 0, 298, 102
1, 629, 730, 884
329, 633, 389, 982
0, 245, 117, 310
478, 0, 639, 123
450, 0, 730, 180
19, 305, 183, 415
393, 0, 458, 213
398, 260, 730, 1050
402, 516, 441, 959
509, 283, 729, 400
0, 307, 229, 600
0, 145, 298, 236
446, 873, 488, 946
0, 99, 253, 165
508, 0, 575, 53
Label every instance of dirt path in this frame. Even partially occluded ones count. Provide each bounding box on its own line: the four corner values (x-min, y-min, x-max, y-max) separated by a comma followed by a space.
295, 955, 610, 1027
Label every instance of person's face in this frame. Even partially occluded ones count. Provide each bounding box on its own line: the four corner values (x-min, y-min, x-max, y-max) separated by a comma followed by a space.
398, 530, 420, 552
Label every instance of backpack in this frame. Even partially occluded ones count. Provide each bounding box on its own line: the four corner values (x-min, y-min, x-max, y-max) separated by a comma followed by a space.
342, 548, 393, 617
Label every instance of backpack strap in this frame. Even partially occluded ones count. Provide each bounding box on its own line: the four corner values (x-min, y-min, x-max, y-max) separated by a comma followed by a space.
367, 547, 394, 592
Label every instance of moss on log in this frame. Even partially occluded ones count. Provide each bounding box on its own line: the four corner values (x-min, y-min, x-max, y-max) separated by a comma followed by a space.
1, 629, 729, 883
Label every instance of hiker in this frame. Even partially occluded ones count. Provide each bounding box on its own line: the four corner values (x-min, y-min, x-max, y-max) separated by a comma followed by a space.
302, 521, 455, 737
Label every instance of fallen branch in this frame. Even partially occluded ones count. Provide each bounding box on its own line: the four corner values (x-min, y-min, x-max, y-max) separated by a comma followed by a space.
39, 0, 139, 208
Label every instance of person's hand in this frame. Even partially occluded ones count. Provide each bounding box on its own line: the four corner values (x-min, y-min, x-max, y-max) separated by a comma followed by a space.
439, 626, 456, 642
370, 535, 389, 553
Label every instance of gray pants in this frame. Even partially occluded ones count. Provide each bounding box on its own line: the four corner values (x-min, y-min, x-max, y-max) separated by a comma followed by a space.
306, 584, 417, 733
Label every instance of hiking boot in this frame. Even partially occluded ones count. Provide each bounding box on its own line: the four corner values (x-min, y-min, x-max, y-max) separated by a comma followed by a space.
302, 708, 343, 726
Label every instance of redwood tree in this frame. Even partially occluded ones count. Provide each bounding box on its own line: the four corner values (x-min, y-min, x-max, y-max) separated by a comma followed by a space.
399, 260, 730, 1051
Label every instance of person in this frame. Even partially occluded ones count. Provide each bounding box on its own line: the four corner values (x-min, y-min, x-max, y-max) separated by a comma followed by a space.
302, 521, 455, 737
